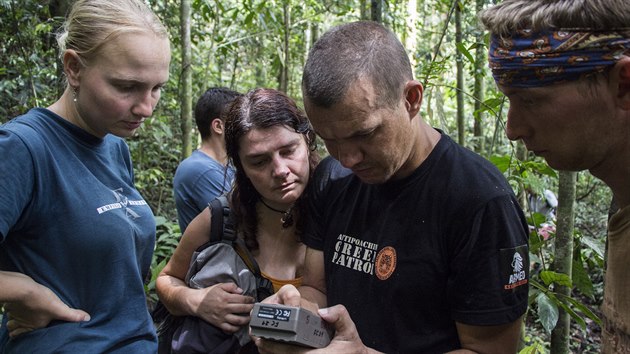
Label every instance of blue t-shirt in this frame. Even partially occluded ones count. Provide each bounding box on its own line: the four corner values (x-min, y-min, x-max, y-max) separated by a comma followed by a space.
173, 149, 234, 231
0, 108, 157, 353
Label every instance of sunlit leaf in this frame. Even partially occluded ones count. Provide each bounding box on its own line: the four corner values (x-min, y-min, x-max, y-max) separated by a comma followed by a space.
519, 344, 543, 354
536, 292, 559, 334
489, 154, 512, 173
581, 235, 605, 259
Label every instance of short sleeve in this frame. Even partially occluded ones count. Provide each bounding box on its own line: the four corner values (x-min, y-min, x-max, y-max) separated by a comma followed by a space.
448, 195, 529, 325
302, 157, 351, 250
192, 168, 231, 212
0, 130, 35, 241
302, 161, 330, 251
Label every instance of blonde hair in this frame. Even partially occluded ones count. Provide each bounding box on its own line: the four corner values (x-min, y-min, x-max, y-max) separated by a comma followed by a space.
56, 0, 169, 65
480, 0, 630, 36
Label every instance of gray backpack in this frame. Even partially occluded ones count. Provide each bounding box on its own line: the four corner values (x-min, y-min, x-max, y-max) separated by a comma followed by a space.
155, 195, 274, 354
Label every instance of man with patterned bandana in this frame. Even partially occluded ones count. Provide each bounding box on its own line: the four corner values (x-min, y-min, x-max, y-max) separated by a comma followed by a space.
480, 1, 630, 352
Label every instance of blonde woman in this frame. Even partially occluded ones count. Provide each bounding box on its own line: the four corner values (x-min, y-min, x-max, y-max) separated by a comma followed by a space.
0, 0, 170, 352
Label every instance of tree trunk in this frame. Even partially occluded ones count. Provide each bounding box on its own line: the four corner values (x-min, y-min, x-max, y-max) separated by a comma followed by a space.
516, 142, 528, 207
360, 0, 369, 20
403, 0, 418, 70
278, 0, 290, 93
550, 171, 577, 354
180, 0, 192, 159
455, 1, 465, 146
472, 0, 485, 154
371, 0, 382, 23
255, 41, 266, 87
49, 0, 72, 95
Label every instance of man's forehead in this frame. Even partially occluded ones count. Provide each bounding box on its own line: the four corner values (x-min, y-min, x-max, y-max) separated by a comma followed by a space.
498, 82, 572, 95
310, 110, 379, 141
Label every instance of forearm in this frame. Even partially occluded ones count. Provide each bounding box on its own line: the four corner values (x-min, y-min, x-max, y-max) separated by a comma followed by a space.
155, 274, 201, 317
297, 284, 327, 308
0, 271, 38, 302
454, 317, 523, 354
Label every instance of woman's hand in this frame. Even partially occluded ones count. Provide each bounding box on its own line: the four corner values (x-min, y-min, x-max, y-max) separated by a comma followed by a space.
194, 282, 255, 333
3, 273, 90, 338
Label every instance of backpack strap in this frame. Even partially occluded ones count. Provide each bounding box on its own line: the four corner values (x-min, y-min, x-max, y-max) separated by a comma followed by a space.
208, 195, 259, 275
234, 238, 263, 277
208, 195, 274, 298
235, 237, 274, 300
208, 195, 232, 243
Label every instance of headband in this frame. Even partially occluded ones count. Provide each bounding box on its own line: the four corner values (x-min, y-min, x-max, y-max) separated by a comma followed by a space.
488, 29, 630, 88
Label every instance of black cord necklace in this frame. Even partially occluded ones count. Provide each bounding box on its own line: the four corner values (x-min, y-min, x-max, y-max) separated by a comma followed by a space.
260, 198, 294, 228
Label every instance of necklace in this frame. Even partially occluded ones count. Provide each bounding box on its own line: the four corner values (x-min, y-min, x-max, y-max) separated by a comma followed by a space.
260, 198, 294, 228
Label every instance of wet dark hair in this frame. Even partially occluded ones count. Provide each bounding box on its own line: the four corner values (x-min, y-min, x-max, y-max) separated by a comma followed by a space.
224, 88, 320, 250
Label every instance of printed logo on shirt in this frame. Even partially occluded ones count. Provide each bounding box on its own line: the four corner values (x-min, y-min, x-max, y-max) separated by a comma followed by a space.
500, 244, 529, 290
375, 246, 397, 280
96, 188, 148, 219
331, 234, 378, 276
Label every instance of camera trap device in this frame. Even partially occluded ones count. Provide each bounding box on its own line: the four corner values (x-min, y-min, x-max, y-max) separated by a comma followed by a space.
249, 303, 333, 348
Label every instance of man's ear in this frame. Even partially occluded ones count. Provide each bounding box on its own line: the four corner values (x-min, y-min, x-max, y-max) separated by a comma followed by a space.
63, 49, 82, 88
404, 80, 423, 118
613, 56, 630, 110
211, 118, 224, 135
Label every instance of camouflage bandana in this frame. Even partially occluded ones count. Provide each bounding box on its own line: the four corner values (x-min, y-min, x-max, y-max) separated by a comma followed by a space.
488, 29, 630, 87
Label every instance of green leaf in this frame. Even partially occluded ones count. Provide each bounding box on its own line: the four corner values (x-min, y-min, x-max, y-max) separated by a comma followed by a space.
522, 160, 558, 178
572, 259, 594, 299
528, 287, 541, 306
527, 212, 547, 228
581, 235, 605, 259
469, 42, 485, 50
556, 297, 587, 330
244, 11, 255, 26
489, 154, 512, 173
455, 42, 474, 64
529, 230, 543, 254
540, 270, 572, 287
536, 292, 559, 334
277, 46, 285, 66
519, 344, 543, 354
146, 258, 168, 292
558, 293, 602, 326
482, 97, 504, 111
154, 215, 167, 226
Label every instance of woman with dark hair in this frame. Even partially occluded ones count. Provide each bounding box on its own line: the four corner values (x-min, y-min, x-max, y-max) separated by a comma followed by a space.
156, 88, 320, 350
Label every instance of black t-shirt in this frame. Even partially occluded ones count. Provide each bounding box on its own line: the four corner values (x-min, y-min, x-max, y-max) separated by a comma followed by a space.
303, 133, 529, 353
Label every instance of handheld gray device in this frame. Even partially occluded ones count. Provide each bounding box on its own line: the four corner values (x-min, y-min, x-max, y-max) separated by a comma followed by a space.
249, 303, 333, 348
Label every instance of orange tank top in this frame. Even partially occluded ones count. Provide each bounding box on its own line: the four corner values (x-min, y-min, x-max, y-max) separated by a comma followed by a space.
261, 271, 303, 293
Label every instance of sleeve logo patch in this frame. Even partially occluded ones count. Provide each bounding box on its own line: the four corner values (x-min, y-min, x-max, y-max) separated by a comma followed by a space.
500, 244, 529, 290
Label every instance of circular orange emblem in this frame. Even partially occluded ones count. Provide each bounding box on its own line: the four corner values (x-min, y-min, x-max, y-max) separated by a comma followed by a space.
375, 246, 397, 280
